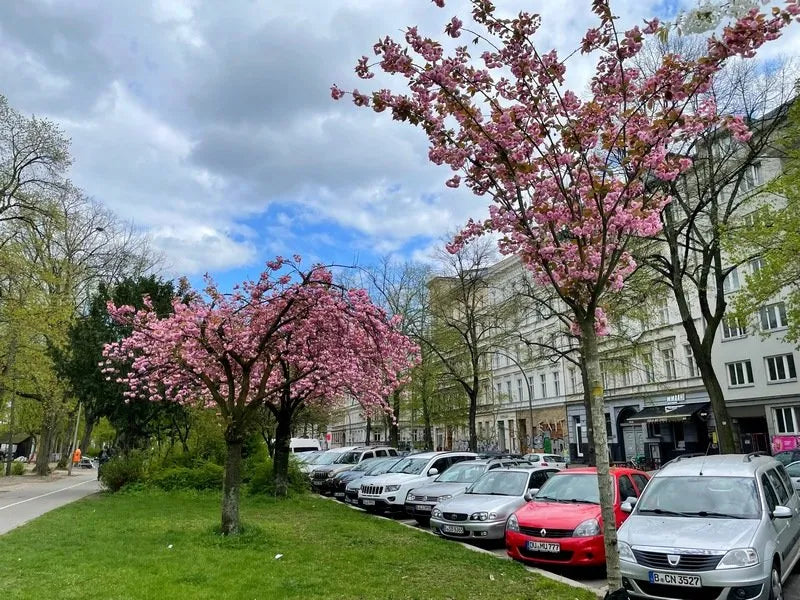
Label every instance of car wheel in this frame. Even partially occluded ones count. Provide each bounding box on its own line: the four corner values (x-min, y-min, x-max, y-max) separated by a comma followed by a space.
769, 563, 783, 600
415, 517, 430, 527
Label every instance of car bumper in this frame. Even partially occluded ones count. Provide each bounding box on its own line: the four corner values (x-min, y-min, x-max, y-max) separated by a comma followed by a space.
311, 479, 335, 494
405, 502, 435, 518
431, 517, 506, 540
358, 496, 404, 512
506, 531, 605, 566
620, 561, 770, 600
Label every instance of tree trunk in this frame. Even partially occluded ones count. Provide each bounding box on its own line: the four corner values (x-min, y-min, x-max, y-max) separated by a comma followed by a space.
696, 352, 735, 454
79, 417, 95, 455
390, 390, 400, 448
221, 437, 243, 535
365, 416, 372, 445
273, 413, 292, 497
580, 318, 622, 591
35, 427, 54, 476
580, 362, 597, 466
467, 390, 478, 452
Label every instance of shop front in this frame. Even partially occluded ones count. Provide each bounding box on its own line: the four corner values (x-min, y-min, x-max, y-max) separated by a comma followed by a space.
624, 402, 712, 467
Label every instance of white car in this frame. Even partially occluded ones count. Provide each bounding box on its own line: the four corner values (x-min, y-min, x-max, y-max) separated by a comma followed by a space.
301, 447, 358, 476
785, 460, 800, 491
523, 453, 567, 470
358, 451, 476, 513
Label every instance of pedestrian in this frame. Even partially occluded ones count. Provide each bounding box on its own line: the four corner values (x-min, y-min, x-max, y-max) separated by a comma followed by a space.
98, 447, 110, 480
72, 447, 82, 467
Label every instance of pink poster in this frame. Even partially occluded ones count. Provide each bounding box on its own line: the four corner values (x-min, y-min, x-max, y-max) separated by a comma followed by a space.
772, 435, 800, 453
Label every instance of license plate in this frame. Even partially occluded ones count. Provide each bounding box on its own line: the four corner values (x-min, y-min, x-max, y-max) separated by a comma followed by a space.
442, 525, 465, 534
416, 504, 432, 512
526, 541, 560, 553
334, 492, 344, 497
362, 499, 376, 506
649, 572, 701, 587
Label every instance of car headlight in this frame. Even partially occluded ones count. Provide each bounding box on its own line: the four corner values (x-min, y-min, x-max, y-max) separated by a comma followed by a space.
470, 511, 489, 521
506, 513, 519, 532
432, 508, 442, 518
573, 518, 601, 537
407, 493, 419, 502
618, 541, 637, 563
385, 485, 401, 492
717, 548, 759, 569
438, 495, 453, 502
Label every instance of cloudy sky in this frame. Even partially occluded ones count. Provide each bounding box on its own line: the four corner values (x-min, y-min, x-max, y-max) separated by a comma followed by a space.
1, 0, 797, 291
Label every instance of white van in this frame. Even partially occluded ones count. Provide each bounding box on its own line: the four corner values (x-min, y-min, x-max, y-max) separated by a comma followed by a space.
290, 438, 322, 453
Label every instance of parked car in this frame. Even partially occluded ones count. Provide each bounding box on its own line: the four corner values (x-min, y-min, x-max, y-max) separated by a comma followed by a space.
506, 466, 650, 568
289, 437, 322, 453
358, 451, 477, 513
617, 454, 800, 600
431, 467, 559, 541
302, 447, 357, 476
78, 457, 95, 469
523, 453, 568, 470
785, 460, 800, 491
331, 457, 396, 500
294, 450, 323, 464
772, 450, 800, 466
406, 458, 539, 525
345, 457, 402, 505
311, 446, 398, 495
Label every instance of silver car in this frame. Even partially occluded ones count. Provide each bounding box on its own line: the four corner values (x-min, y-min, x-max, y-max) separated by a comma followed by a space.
431, 467, 559, 541
405, 458, 532, 525
618, 453, 800, 600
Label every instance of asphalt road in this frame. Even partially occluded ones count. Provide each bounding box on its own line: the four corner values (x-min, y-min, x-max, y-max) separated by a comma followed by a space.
0, 470, 101, 535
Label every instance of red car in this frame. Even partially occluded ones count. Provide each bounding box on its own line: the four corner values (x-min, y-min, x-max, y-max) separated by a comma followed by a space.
506, 467, 649, 568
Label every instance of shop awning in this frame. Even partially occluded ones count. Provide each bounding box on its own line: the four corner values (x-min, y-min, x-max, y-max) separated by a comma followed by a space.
625, 402, 709, 424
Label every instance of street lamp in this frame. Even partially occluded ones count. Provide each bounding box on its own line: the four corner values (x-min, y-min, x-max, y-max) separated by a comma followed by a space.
492, 349, 534, 454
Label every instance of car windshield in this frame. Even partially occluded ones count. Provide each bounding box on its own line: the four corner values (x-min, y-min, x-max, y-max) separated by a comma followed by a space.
315, 452, 346, 465
435, 463, 486, 483
467, 471, 528, 496
636, 476, 761, 519
388, 457, 429, 475
352, 459, 379, 472
365, 458, 399, 475
295, 451, 322, 464
335, 451, 360, 465
535, 473, 600, 504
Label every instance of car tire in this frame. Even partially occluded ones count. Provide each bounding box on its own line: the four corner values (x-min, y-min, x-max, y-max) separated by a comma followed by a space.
769, 563, 782, 600
415, 517, 430, 527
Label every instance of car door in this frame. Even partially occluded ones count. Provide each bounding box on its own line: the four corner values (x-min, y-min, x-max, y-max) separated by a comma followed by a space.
761, 471, 796, 564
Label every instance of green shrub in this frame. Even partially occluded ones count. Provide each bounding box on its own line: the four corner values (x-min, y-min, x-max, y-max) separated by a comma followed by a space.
11, 461, 25, 476
248, 457, 307, 496
149, 462, 223, 491
99, 451, 147, 492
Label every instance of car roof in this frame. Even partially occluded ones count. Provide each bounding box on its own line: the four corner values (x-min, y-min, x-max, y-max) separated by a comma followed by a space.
656, 454, 777, 477
404, 451, 477, 459
553, 467, 647, 475
498, 466, 558, 474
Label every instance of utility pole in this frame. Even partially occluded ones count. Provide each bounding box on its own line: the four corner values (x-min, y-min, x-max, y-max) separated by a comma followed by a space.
66, 402, 81, 476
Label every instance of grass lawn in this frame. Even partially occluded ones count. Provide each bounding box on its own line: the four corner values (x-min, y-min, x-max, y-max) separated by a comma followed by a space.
0, 490, 596, 600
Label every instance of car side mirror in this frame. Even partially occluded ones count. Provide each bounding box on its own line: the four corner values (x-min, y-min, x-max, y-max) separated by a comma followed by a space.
523, 488, 539, 502
621, 501, 633, 513
773, 506, 793, 519
427, 468, 438, 476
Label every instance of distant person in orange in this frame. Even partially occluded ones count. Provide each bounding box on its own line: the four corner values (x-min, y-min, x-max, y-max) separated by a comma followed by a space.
72, 447, 81, 465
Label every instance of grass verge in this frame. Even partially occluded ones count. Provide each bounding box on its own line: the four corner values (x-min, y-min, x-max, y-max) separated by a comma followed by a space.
0, 490, 596, 600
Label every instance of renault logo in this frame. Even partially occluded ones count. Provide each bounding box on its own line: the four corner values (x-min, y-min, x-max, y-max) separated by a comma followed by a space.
540, 529, 547, 537
667, 554, 681, 566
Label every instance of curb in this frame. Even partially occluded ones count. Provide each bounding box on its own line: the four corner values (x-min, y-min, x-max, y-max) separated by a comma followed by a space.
322, 495, 605, 597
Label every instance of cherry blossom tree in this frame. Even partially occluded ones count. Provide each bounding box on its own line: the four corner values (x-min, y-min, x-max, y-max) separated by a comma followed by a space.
334, 0, 798, 587
102, 257, 417, 534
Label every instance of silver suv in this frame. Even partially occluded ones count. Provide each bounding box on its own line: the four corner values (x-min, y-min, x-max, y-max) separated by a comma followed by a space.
310, 446, 398, 495
618, 453, 800, 600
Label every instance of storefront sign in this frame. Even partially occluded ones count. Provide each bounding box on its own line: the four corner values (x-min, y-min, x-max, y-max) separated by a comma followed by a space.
772, 434, 800, 453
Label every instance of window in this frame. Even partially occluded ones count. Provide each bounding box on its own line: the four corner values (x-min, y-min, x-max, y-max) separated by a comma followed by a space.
620, 363, 632, 387
654, 299, 669, 325
605, 413, 612, 437
661, 348, 676, 380
642, 352, 655, 383
775, 407, 798, 434
722, 267, 740, 294
727, 360, 754, 387
647, 422, 661, 437
568, 367, 577, 394
761, 474, 778, 512
618, 475, 638, 502
495, 382, 502, 400
741, 161, 763, 192
528, 376, 535, 399
766, 468, 790, 505
722, 316, 747, 340
517, 378, 524, 402
540, 374, 547, 398
673, 422, 685, 450
632, 474, 649, 494
684, 344, 698, 377
766, 354, 797, 383
552, 371, 561, 396
574, 417, 584, 457
760, 302, 788, 331
601, 361, 614, 389
506, 381, 513, 402
750, 257, 764, 275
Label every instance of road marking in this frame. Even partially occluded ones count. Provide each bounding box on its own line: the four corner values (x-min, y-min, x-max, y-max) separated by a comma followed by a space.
0, 478, 96, 511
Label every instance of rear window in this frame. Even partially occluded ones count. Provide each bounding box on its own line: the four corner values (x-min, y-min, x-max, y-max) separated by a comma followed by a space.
545, 455, 562, 462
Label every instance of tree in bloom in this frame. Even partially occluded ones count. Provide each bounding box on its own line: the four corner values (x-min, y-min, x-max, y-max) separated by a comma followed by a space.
101, 257, 417, 534
333, 0, 798, 587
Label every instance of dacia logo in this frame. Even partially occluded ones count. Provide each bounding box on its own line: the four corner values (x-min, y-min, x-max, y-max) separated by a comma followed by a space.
667, 554, 681, 566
